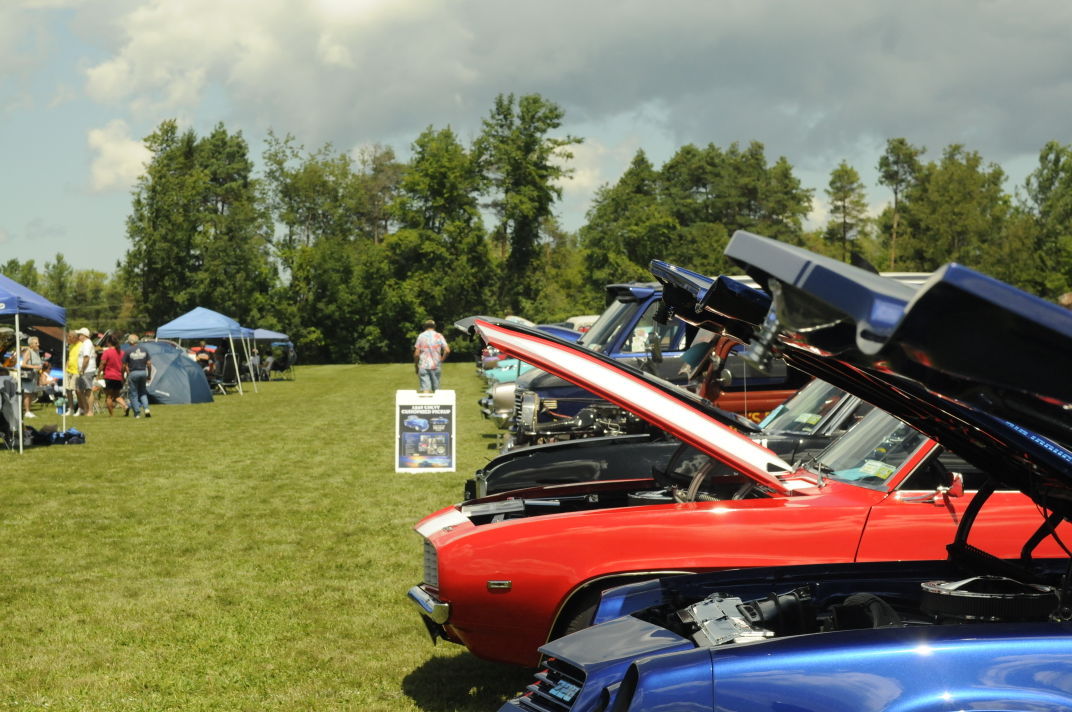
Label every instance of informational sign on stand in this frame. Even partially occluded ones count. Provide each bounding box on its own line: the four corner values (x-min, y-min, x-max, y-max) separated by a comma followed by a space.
395, 389, 456, 472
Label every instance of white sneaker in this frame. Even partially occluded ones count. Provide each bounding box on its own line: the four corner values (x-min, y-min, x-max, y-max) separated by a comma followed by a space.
24, 412, 36, 419
72, 410, 81, 417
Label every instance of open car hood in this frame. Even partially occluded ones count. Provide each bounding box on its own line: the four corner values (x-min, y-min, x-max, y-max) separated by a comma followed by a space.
465, 318, 795, 496
656, 231, 1072, 515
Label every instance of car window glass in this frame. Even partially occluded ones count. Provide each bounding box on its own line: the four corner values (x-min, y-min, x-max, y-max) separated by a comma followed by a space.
897, 448, 994, 491
578, 299, 636, 352
813, 410, 929, 491
721, 348, 789, 390
762, 380, 848, 435
621, 300, 684, 354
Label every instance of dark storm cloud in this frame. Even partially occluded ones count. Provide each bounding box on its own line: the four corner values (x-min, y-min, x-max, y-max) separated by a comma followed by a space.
280, 0, 1072, 176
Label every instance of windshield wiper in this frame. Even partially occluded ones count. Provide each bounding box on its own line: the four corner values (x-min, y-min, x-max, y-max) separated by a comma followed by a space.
803, 457, 834, 487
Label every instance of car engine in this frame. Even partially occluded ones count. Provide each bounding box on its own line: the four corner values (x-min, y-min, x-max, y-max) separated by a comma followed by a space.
657, 575, 1062, 649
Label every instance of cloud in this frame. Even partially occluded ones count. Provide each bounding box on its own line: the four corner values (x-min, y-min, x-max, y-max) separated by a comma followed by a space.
0, 226, 10, 245
26, 216, 66, 241
87, 118, 150, 192
72, 0, 1072, 175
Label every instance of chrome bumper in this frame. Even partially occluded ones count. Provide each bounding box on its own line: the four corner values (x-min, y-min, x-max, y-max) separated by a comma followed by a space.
407, 585, 451, 625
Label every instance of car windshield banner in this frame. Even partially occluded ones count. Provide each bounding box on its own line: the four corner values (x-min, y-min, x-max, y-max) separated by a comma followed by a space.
396, 390, 456, 472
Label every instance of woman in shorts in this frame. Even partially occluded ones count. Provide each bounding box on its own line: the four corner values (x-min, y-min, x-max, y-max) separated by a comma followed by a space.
98, 334, 126, 416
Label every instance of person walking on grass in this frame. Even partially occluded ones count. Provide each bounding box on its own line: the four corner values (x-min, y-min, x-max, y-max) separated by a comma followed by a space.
98, 334, 125, 416
413, 319, 450, 393
123, 334, 152, 418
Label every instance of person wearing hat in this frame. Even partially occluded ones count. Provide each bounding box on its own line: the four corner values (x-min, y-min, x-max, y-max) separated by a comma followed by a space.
75, 327, 97, 416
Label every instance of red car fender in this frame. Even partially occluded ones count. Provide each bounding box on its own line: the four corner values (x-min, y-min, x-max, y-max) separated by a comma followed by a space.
424, 485, 886, 665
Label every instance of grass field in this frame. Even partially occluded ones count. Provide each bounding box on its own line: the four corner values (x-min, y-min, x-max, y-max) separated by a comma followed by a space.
0, 362, 535, 711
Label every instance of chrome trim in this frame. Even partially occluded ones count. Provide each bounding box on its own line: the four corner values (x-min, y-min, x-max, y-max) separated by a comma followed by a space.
407, 585, 451, 624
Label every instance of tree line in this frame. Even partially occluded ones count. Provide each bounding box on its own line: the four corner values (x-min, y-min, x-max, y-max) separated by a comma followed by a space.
4, 94, 1071, 362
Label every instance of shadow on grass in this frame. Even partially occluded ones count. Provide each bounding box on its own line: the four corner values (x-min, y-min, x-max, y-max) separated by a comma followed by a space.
402, 653, 535, 711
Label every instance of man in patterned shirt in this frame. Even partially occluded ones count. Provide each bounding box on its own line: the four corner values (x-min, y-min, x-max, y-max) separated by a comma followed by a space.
413, 319, 451, 393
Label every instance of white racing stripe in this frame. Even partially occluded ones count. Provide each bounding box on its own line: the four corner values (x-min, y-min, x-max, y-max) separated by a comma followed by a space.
476, 321, 793, 494
416, 508, 470, 537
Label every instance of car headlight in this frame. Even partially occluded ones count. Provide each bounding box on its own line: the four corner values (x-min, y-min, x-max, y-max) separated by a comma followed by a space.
492, 382, 516, 414
520, 391, 539, 431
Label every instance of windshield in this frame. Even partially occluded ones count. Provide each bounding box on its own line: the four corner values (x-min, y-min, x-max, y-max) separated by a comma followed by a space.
808, 410, 929, 491
577, 299, 640, 352
761, 380, 849, 434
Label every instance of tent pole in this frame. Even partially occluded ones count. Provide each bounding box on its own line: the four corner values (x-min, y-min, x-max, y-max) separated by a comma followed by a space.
62, 328, 68, 431
15, 314, 22, 453
242, 336, 258, 393
229, 335, 243, 395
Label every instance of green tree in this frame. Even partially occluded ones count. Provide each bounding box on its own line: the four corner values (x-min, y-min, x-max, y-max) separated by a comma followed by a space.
121, 121, 272, 329
41, 254, 74, 306
1022, 141, 1072, 297
121, 120, 203, 326
877, 138, 924, 269
388, 125, 491, 345
825, 161, 870, 260
579, 150, 670, 301
900, 144, 1009, 271
0, 259, 40, 291
475, 93, 581, 312
190, 124, 275, 325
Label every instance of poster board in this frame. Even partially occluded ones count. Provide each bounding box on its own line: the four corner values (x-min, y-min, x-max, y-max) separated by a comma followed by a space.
395, 389, 456, 472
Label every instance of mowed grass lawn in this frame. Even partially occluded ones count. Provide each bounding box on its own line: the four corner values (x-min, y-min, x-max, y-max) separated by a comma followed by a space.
0, 362, 535, 711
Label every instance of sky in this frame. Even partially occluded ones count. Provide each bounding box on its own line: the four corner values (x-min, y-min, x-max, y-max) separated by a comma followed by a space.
3, 0, 1071, 273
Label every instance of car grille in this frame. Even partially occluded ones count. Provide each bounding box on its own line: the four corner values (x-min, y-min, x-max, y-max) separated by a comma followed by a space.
513, 658, 586, 711
422, 539, 439, 589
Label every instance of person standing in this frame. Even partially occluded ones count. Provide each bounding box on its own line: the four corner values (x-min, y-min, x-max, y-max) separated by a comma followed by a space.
413, 319, 450, 393
123, 334, 152, 418
75, 327, 97, 417
19, 336, 43, 419
98, 334, 125, 416
65, 332, 81, 415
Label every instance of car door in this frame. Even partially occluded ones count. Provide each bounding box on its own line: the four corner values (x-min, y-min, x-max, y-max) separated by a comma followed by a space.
856, 445, 1072, 561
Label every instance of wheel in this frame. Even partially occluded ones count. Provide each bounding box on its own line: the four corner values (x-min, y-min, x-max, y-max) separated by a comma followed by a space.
555, 587, 604, 639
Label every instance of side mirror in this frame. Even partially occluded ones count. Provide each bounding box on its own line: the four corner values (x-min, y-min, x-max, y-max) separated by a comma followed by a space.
718, 368, 733, 387
945, 472, 965, 499
902, 472, 965, 505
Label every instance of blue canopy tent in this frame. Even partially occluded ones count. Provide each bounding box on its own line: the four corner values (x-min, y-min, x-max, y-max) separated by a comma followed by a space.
249, 328, 294, 381
252, 328, 289, 341
157, 307, 255, 395
0, 274, 66, 452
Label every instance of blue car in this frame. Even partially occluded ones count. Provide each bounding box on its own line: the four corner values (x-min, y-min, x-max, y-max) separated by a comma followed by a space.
403, 415, 430, 432
499, 230, 1072, 712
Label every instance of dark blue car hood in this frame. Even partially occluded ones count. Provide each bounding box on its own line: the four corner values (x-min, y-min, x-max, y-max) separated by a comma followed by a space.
653, 231, 1072, 515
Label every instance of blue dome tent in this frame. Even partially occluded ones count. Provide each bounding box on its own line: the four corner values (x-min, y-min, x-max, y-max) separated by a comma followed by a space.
141, 341, 213, 405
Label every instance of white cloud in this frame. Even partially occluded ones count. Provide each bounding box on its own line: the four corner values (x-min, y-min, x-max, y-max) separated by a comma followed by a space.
87, 119, 150, 192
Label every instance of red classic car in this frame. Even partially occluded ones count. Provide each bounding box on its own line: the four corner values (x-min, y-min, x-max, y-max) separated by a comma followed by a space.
409, 316, 1071, 668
